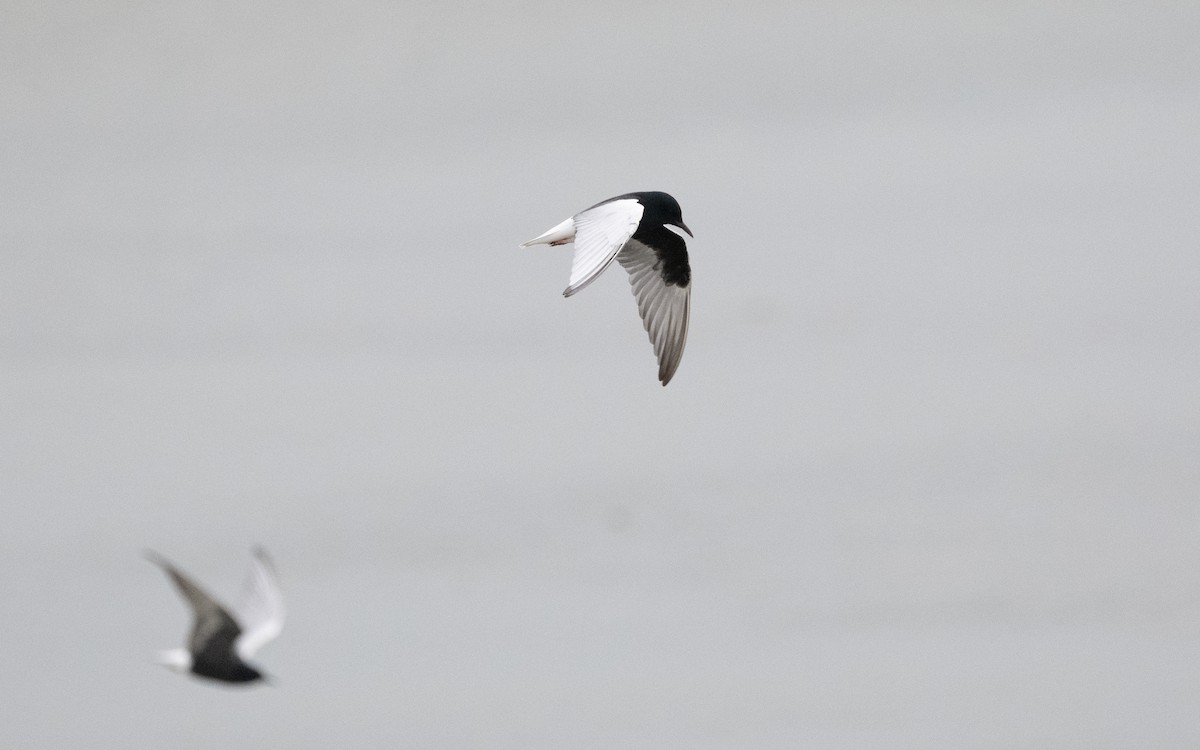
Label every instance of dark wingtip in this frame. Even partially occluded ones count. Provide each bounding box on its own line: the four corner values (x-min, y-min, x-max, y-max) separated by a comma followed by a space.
659, 361, 678, 386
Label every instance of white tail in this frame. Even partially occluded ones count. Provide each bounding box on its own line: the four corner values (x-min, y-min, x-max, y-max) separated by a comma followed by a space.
156, 648, 192, 673
519, 217, 575, 247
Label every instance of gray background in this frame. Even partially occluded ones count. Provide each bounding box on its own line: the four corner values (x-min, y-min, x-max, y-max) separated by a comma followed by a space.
3, 1, 1199, 747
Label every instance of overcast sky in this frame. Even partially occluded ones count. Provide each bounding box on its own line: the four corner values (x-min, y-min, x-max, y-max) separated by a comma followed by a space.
3, 2, 1199, 748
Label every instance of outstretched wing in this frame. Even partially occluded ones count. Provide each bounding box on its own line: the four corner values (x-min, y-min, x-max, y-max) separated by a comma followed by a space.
616, 236, 691, 385
233, 546, 285, 660
563, 198, 644, 296
146, 550, 242, 656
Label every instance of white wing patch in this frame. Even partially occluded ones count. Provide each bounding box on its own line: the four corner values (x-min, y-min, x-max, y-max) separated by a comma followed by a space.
617, 239, 691, 385
563, 199, 644, 296
234, 547, 285, 660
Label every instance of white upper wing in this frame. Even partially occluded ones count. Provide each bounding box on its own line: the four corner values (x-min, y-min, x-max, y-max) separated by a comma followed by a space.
563, 199, 644, 296
234, 547, 285, 660
617, 239, 691, 385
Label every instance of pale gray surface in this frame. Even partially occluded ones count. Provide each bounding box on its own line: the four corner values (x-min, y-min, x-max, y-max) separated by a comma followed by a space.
3, 1, 1200, 747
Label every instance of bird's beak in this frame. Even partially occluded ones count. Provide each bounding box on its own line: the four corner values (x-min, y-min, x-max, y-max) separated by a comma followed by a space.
670, 221, 693, 238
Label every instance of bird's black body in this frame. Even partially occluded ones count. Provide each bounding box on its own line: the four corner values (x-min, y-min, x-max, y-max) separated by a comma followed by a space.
634, 222, 691, 287
591, 191, 692, 288
192, 658, 264, 684
190, 618, 264, 683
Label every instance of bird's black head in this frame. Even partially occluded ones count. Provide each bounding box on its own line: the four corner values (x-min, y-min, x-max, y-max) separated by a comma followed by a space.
634, 191, 692, 238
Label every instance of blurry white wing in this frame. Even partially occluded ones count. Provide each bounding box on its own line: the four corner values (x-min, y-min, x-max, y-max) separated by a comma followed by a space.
563, 199, 644, 296
617, 240, 691, 385
234, 547, 285, 660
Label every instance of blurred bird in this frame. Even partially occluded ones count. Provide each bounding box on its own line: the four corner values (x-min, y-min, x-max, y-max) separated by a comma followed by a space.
146, 547, 284, 685
521, 191, 693, 385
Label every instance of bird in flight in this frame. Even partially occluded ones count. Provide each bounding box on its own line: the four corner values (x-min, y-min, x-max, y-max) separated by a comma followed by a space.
521, 191, 693, 385
146, 547, 285, 685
